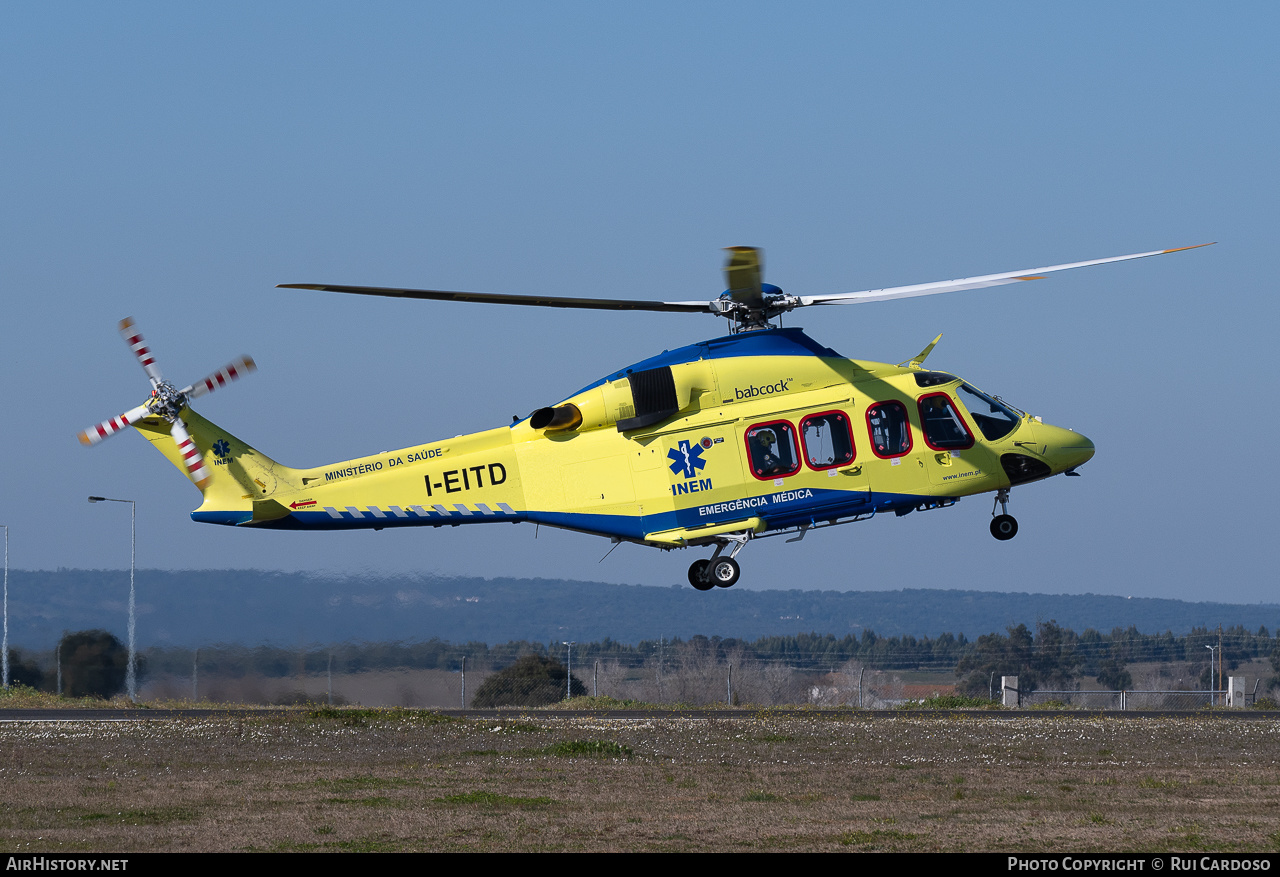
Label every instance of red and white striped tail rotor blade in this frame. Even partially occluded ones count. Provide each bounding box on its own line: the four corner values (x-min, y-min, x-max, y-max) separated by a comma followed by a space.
77, 403, 153, 446
118, 317, 164, 387
169, 419, 211, 490
181, 356, 256, 400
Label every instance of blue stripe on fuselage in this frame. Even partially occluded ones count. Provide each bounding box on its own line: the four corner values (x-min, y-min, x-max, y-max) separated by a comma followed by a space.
192, 487, 947, 536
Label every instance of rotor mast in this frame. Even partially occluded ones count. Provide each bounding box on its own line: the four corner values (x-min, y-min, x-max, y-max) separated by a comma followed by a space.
715, 245, 797, 332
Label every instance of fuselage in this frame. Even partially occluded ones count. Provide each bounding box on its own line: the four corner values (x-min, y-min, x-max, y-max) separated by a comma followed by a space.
155, 328, 1093, 546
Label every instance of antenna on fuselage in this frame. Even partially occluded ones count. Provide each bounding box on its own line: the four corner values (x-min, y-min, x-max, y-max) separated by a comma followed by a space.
901, 333, 944, 369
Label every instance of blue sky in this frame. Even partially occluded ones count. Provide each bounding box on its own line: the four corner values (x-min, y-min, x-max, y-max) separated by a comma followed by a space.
1, 3, 1276, 605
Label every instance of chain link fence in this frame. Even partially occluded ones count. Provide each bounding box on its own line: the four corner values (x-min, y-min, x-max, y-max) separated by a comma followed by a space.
1022, 689, 1248, 710
146, 656, 859, 707
140, 653, 1272, 710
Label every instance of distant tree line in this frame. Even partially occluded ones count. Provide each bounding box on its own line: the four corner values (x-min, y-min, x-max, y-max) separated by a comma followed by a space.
131, 622, 1280, 687
953, 622, 1276, 695
127, 630, 976, 678
7, 622, 1279, 699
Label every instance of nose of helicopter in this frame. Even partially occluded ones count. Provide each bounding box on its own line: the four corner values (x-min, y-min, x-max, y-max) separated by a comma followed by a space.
1034, 422, 1095, 473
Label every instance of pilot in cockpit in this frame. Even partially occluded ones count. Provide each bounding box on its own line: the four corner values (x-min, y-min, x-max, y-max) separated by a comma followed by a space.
751, 428, 784, 476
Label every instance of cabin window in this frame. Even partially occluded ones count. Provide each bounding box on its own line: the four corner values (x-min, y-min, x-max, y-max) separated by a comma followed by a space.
956, 383, 1021, 441
866, 401, 912, 458
800, 411, 855, 470
918, 392, 975, 450
745, 421, 800, 480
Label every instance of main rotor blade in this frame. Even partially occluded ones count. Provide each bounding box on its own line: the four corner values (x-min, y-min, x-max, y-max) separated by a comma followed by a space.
77, 403, 153, 446
118, 317, 164, 387
181, 356, 256, 400
278, 283, 711, 314
798, 244, 1214, 308
169, 418, 211, 490
723, 246, 764, 308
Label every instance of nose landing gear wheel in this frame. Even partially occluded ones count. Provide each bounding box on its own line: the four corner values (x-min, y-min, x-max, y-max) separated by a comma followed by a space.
990, 514, 1018, 541
710, 557, 740, 588
688, 559, 714, 590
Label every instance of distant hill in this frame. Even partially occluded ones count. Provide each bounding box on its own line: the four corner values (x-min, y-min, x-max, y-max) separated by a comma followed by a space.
6, 569, 1277, 648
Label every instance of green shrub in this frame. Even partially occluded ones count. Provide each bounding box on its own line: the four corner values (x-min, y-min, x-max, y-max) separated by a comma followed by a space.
59, 630, 139, 699
471, 655, 585, 708
543, 739, 632, 758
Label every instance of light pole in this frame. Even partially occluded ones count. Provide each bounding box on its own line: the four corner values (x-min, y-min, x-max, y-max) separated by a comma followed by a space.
1205, 644, 1218, 707
562, 641, 575, 701
2, 524, 8, 690
88, 496, 136, 701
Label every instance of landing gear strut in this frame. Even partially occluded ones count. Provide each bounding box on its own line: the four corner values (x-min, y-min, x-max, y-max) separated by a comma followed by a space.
688, 534, 748, 590
990, 488, 1018, 541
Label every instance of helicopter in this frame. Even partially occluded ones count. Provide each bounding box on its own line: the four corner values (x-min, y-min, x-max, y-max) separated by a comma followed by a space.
80, 243, 1208, 589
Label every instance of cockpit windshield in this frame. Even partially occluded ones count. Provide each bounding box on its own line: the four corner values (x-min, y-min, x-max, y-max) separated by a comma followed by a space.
956, 383, 1022, 441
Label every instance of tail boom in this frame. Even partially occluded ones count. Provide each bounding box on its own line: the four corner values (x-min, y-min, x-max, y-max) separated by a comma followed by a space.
135, 410, 528, 531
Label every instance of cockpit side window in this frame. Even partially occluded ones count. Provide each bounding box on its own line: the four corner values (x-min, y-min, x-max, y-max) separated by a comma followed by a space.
800, 411, 855, 470
746, 420, 800, 480
918, 392, 975, 450
956, 383, 1021, 441
866, 401, 912, 459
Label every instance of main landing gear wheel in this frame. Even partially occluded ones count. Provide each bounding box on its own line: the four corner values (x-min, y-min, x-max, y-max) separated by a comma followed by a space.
990, 514, 1018, 541
710, 557, 740, 588
688, 533, 750, 590
688, 559, 714, 590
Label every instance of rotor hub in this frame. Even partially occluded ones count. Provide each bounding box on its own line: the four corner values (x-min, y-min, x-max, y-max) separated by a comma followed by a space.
147, 381, 188, 421
715, 287, 799, 333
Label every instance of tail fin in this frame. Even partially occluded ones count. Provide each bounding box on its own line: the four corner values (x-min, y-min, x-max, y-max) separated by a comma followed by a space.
133, 407, 300, 525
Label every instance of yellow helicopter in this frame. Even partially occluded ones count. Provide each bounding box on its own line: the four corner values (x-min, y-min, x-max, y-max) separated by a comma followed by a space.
79, 244, 1207, 589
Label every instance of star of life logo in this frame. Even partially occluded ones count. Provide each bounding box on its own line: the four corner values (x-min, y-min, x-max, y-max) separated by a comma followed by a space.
212, 439, 231, 466
668, 438, 713, 497
668, 440, 706, 478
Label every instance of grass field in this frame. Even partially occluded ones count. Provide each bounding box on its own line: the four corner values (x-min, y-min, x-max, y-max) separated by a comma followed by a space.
3, 708, 1280, 852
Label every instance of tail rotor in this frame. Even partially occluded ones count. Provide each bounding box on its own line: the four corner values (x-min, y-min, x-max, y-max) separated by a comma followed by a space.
167, 417, 212, 489
118, 317, 165, 388
77, 403, 154, 446
181, 356, 256, 400
78, 318, 255, 489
